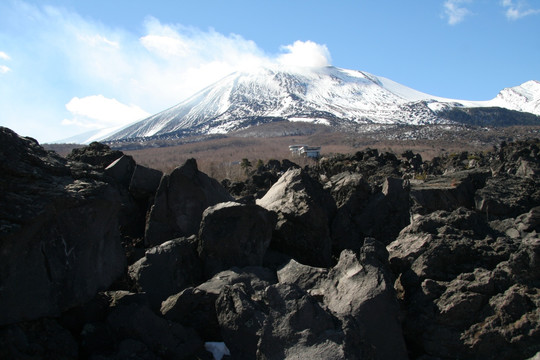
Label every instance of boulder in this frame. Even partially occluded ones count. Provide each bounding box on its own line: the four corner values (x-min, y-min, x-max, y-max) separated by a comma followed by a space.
161, 267, 276, 341
66, 141, 124, 169
198, 201, 276, 277
129, 164, 163, 201
0, 127, 126, 325
277, 258, 329, 296
104, 154, 136, 186
128, 236, 202, 310
475, 175, 540, 219
215, 281, 358, 360
0, 318, 79, 359
144, 158, 234, 247
320, 241, 408, 360
256, 168, 337, 267
409, 169, 489, 215
331, 177, 410, 251
107, 302, 203, 359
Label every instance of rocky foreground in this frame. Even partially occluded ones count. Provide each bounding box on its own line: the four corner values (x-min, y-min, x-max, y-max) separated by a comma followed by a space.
1, 125, 539, 360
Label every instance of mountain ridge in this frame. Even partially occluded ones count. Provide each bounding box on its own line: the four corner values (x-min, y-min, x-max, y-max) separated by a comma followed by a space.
59, 66, 540, 144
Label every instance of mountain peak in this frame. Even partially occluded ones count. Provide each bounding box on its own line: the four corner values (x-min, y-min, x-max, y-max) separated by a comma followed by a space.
99, 66, 540, 142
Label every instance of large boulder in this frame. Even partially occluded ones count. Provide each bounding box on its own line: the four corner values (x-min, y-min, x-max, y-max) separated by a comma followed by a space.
216, 282, 360, 360
409, 169, 489, 215
256, 168, 337, 267
0, 127, 126, 325
161, 267, 276, 341
276, 239, 408, 360
106, 302, 203, 359
198, 201, 276, 277
331, 176, 410, 251
129, 164, 163, 201
128, 236, 202, 310
475, 175, 540, 219
144, 158, 233, 247
320, 241, 408, 360
104, 154, 136, 187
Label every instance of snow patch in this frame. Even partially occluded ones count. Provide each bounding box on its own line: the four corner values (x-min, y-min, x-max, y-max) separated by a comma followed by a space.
288, 117, 331, 126
204, 342, 231, 360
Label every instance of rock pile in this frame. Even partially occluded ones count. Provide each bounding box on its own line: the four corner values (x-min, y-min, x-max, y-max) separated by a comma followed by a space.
1, 125, 539, 360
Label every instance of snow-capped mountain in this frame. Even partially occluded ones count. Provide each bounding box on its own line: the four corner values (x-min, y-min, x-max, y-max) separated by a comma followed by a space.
104, 66, 540, 141
489, 80, 540, 116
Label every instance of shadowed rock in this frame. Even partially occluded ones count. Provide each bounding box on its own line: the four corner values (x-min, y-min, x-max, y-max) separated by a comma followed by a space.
198, 201, 276, 278
144, 158, 234, 247
257, 168, 336, 267
129, 236, 202, 310
0, 127, 126, 326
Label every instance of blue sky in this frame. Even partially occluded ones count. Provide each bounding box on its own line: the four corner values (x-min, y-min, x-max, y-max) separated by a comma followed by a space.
0, 0, 539, 143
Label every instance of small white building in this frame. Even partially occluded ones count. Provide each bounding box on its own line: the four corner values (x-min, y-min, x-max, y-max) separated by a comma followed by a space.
289, 144, 321, 158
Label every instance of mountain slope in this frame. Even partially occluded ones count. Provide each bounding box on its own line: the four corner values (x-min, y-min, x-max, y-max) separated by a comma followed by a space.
105, 66, 540, 141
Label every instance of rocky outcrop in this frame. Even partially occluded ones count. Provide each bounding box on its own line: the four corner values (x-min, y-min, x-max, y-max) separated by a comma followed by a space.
277, 240, 407, 360
321, 241, 408, 360
257, 168, 337, 267
198, 202, 276, 277
144, 158, 234, 247
388, 207, 540, 359
128, 236, 202, 310
66, 141, 124, 169
0, 127, 126, 325
162, 267, 276, 342
2, 125, 540, 360
409, 169, 489, 215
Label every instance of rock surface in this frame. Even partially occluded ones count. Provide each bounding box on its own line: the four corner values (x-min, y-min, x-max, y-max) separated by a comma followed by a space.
0, 127, 126, 325
198, 201, 276, 277
2, 126, 540, 360
128, 236, 202, 310
144, 158, 234, 247
257, 168, 336, 267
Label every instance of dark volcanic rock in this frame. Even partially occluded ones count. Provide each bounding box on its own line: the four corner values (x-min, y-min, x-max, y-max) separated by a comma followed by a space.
128, 236, 202, 310
198, 201, 276, 278
330, 175, 411, 252
107, 302, 202, 359
0, 127, 126, 325
256, 283, 354, 360
388, 207, 540, 359
104, 154, 136, 186
144, 158, 234, 247
409, 169, 490, 215
129, 164, 163, 201
321, 241, 408, 360
0, 318, 79, 359
216, 281, 359, 360
162, 267, 276, 341
256, 168, 337, 267
66, 141, 124, 169
475, 175, 540, 219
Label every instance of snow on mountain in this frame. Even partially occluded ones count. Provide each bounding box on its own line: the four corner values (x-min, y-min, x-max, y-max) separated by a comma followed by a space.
101, 66, 539, 141
488, 80, 540, 115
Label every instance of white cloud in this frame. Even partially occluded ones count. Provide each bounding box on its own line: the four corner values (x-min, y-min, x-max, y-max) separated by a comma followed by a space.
0, 3, 333, 142
501, 0, 540, 20
277, 40, 331, 68
0, 65, 10, 74
444, 0, 472, 25
63, 95, 150, 128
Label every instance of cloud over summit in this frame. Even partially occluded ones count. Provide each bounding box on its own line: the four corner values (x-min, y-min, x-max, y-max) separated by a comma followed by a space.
0, 3, 333, 141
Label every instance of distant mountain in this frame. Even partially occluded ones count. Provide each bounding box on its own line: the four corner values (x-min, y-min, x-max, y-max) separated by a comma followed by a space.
99, 66, 540, 142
